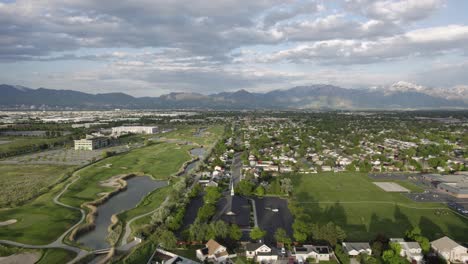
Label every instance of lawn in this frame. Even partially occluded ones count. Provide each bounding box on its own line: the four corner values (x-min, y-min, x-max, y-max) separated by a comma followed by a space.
60, 141, 192, 207
290, 172, 468, 241
0, 179, 81, 244
0, 164, 75, 207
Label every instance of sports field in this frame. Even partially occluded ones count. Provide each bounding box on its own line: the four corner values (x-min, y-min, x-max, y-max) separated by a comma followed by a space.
291, 172, 468, 241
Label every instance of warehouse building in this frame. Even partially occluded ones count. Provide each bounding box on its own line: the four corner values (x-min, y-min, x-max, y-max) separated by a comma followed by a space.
422, 174, 468, 198
111, 126, 158, 135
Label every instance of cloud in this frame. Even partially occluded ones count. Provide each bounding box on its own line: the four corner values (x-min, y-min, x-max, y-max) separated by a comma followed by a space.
262, 1, 320, 26
252, 24, 468, 64
345, 0, 444, 23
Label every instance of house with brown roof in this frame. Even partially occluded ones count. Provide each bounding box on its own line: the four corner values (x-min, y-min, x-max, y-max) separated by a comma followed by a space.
196, 239, 230, 263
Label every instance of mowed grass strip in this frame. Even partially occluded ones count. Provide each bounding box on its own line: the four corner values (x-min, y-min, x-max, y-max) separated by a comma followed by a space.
291, 172, 468, 241
0, 164, 75, 207
60, 142, 192, 207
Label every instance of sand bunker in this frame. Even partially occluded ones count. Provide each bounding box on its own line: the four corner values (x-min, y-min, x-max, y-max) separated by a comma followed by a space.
0, 219, 17, 226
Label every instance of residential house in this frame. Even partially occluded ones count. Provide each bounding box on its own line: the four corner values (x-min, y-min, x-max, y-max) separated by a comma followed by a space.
431, 236, 468, 263
293, 245, 331, 262
390, 238, 423, 263
245, 243, 278, 263
196, 239, 230, 263
342, 242, 372, 257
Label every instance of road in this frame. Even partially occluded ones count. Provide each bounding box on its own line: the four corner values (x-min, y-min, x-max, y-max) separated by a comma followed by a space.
231, 152, 242, 186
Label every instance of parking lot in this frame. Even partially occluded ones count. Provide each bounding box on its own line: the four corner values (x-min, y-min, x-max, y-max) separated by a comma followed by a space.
0, 144, 132, 166
254, 197, 293, 244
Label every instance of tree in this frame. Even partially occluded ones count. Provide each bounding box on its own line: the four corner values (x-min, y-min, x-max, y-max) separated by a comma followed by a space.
236, 180, 255, 196
209, 221, 229, 239
189, 221, 209, 242
229, 224, 243, 240
250, 227, 266, 241
280, 178, 293, 195
204, 187, 222, 204
255, 186, 265, 197
274, 228, 292, 246
371, 241, 383, 258
292, 219, 310, 243
152, 228, 177, 249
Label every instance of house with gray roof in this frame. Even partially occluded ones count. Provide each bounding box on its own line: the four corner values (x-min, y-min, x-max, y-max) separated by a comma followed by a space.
390, 238, 423, 264
431, 236, 468, 263
293, 245, 331, 262
342, 242, 372, 257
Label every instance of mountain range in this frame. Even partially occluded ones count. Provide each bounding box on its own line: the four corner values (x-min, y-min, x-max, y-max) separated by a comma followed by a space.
1, 83, 467, 110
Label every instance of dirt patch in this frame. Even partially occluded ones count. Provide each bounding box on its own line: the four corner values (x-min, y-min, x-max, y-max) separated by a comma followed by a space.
101, 163, 112, 168
0, 219, 17, 226
0, 252, 41, 264
100, 175, 125, 188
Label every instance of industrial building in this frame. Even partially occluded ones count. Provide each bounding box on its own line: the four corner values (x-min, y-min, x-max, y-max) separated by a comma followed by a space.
74, 135, 109, 150
422, 174, 468, 198
111, 126, 158, 135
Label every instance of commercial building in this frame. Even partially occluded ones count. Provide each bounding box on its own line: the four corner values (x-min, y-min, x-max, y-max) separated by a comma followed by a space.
422, 174, 468, 198
74, 136, 109, 150
111, 126, 158, 135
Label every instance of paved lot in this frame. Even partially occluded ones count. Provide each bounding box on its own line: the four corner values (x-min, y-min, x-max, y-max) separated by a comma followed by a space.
254, 197, 293, 243
373, 182, 410, 192
0, 144, 132, 166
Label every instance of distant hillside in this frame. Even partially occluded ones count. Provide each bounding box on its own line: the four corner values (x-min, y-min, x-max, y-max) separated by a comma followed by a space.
0, 83, 466, 110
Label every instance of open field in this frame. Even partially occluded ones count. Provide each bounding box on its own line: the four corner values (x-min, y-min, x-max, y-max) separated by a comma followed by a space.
0, 136, 70, 156
0, 164, 75, 207
60, 142, 192, 207
290, 172, 468, 241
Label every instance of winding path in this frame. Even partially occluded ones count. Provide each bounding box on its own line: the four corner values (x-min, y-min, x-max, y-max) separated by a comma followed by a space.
120, 196, 170, 245
0, 173, 91, 264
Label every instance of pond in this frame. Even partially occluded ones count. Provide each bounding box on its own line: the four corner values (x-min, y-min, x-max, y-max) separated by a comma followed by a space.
180, 147, 206, 176
77, 176, 167, 250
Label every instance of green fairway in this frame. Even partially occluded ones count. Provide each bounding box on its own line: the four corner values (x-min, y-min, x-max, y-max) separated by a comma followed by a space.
162, 125, 224, 146
60, 141, 192, 207
0, 164, 75, 207
290, 173, 468, 241
0, 180, 81, 244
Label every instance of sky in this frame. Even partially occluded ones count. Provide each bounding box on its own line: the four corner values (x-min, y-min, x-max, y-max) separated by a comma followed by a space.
0, 0, 467, 97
